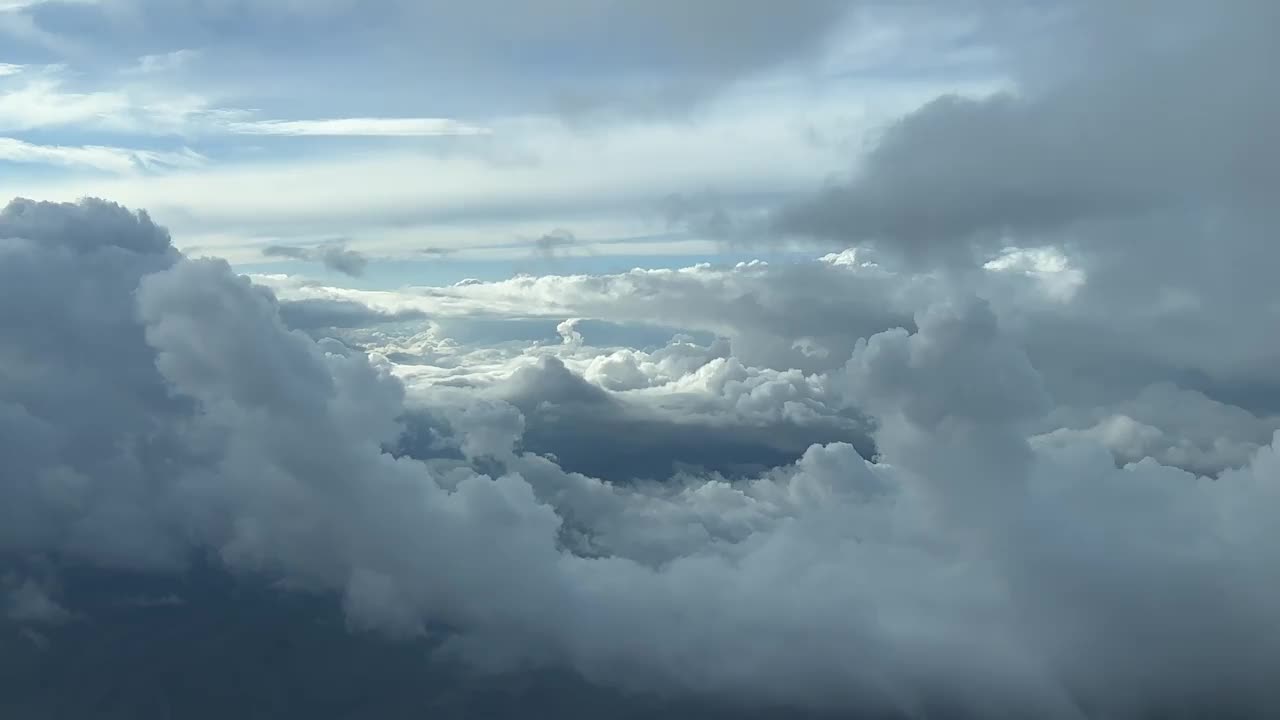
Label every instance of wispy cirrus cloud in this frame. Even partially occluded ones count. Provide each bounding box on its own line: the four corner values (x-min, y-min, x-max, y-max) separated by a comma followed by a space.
0, 69, 487, 140
0, 77, 129, 132
0, 136, 205, 172
0, 0, 97, 9
222, 117, 491, 137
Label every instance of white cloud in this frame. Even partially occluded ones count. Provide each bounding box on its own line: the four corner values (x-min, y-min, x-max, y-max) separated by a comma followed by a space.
223, 117, 491, 137
128, 48, 200, 75
0, 77, 130, 132
0, 136, 205, 172
0, 106, 869, 255
260, 238, 1280, 479
0, 39, 996, 261
0, 0, 97, 8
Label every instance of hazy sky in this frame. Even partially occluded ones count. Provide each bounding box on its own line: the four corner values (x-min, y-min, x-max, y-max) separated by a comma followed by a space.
0, 0, 1010, 271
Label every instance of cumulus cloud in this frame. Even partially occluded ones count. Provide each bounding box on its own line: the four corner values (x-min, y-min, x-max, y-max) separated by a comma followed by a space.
770, 1, 1280, 410
1035, 383, 1280, 476
254, 241, 1280, 481
3, 197, 1280, 718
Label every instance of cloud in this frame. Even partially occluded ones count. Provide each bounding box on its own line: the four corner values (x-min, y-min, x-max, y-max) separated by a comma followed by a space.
262, 244, 1280, 467
4, 577, 73, 625
0, 88, 920, 262
532, 228, 579, 260
223, 117, 490, 137
0, 0, 96, 12
278, 298, 426, 331
1035, 382, 1280, 476
263, 242, 369, 277
317, 244, 368, 276
26, 0, 855, 112
0, 136, 205, 172
5, 196, 1280, 716
0, 75, 130, 132
127, 48, 199, 74
659, 190, 740, 240
775, 1, 1280, 265
261, 244, 310, 260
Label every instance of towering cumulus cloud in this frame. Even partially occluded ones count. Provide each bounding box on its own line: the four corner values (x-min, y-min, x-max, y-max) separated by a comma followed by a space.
2, 198, 1279, 717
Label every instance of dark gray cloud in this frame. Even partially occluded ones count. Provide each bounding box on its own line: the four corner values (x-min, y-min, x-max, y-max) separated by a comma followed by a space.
262, 242, 369, 276
532, 228, 578, 260
0, 197, 188, 569
318, 245, 369, 277
776, 0, 1280, 264
261, 244, 311, 260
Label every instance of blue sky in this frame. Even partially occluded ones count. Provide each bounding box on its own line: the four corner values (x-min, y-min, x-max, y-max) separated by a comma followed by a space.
0, 0, 1009, 281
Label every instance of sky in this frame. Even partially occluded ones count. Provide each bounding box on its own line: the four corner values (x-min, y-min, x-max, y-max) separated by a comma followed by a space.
0, 0, 1009, 275
3, 1, 1280, 718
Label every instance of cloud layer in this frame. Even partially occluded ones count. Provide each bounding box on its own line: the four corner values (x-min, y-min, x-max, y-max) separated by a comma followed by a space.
2, 197, 1279, 718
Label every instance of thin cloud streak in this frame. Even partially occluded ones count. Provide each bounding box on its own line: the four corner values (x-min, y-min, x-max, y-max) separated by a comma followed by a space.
0, 136, 205, 172
223, 117, 491, 137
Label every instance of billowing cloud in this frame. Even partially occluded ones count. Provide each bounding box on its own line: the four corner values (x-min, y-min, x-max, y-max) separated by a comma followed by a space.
3, 197, 1280, 718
